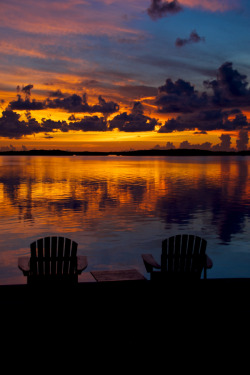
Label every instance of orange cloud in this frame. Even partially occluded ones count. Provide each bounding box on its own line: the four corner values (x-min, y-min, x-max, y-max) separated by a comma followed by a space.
179, 0, 239, 12
0, 1, 141, 37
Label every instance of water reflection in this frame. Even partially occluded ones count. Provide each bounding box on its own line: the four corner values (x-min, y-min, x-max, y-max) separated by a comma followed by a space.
0, 156, 250, 241
156, 158, 250, 243
0, 155, 250, 283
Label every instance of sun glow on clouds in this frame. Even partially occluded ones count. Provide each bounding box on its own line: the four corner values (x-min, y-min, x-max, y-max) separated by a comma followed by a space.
0, 0, 249, 151
179, 0, 239, 12
0, 1, 141, 37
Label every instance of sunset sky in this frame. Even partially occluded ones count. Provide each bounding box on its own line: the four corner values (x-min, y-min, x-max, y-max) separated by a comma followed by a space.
1, 0, 250, 151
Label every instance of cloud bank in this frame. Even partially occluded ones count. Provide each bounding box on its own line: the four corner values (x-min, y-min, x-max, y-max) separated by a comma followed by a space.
156, 62, 250, 134
10, 88, 120, 117
0, 62, 250, 151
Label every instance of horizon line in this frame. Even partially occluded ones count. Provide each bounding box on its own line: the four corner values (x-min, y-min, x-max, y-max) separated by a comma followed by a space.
0, 148, 250, 156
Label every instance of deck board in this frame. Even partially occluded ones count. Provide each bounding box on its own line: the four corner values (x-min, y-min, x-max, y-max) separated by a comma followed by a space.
90, 269, 146, 282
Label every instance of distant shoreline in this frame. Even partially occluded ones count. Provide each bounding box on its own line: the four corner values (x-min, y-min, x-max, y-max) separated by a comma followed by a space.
0, 149, 250, 157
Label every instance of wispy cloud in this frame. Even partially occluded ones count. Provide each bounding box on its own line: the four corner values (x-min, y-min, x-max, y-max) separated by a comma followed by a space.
0, 1, 141, 37
179, 0, 240, 12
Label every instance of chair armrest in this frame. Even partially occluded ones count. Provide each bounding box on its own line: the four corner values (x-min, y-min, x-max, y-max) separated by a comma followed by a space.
206, 255, 213, 269
18, 256, 30, 276
77, 256, 88, 273
141, 254, 161, 273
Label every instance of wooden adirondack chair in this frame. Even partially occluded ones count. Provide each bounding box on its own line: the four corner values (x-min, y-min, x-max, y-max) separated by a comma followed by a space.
142, 234, 213, 280
18, 236, 88, 285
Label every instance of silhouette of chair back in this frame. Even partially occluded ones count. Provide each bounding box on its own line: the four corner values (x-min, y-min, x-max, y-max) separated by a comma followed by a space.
142, 234, 212, 280
18, 236, 88, 285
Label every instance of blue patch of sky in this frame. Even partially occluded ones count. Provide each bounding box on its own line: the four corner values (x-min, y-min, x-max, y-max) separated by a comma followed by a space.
125, 5, 250, 90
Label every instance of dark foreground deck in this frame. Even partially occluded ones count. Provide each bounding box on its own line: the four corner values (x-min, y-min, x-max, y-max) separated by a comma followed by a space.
1, 272, 250, 353
1, 272, 250, 317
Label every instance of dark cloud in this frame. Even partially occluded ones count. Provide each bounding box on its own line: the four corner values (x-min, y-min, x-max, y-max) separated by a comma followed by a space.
69, 116, 108, 132
48, 89, 68, 98
175, 30, 205, 47
10, 84, 44, 110
156, 62, 250, 116
0, 110, 42, 138
68, 114, 80, 121
2, 62, 250, 139
179, 140, 213, 150
45, 93, 119, 115
156, 62, 250, 134
158, 117, 195, 133
94, 96, 119, 116
10, 87, 120, 116
40, 118, 69, 133
158, 109, 250, 133
17, 84, 33, 98
156, 78, 208, 113
9, 96, 45, 110
214, 133, 232, 151
147, 0, 182, 20
109, 101, 158, 132
40, 116, 108, 133
0, 108, 109, 138
1, 99, 158, 138
172, 131, 249, 152
47, 93, 119, 116
204, 62, 250, 107
236, 129, 249, 151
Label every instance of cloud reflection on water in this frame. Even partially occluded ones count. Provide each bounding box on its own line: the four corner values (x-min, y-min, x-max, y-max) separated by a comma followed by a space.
0, 156, 249, 243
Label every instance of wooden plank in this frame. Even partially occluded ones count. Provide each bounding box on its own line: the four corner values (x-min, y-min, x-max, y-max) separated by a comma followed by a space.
44, 237, 50, 276
180, 234, 188, 272
51, 236, 57, 276
57, 237, 64, 276
63, 238, 71, 275
90, 269, 146, 282
37, 238, 44, 276
69, 241, 78, 275
30, 241, 37, 276
186, 234, 194, 272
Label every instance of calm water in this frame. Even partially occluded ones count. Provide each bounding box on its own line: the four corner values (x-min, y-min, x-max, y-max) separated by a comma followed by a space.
0, 154, 250, 284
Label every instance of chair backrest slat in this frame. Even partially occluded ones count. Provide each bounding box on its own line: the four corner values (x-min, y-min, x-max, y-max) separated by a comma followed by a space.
63, 237, 71, 275
29, 236, 78, 281
180, 234, 188, 272
44, 237, 51, 276
51, 236, 57, 276
30, 241, 37, 276
69, 240, 77, 275
57, 237, 64, 276
161, 234, 207, 279
186, 234, 194, 272
37, 238, 44, 276
173, 234, 181, 272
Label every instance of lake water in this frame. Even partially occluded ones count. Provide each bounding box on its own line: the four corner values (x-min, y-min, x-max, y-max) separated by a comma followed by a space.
0, 154, 250, 284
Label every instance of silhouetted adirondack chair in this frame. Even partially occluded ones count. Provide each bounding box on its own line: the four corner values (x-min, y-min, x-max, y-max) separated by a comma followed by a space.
142, 234, 213, 280
18, 236, 88, 285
